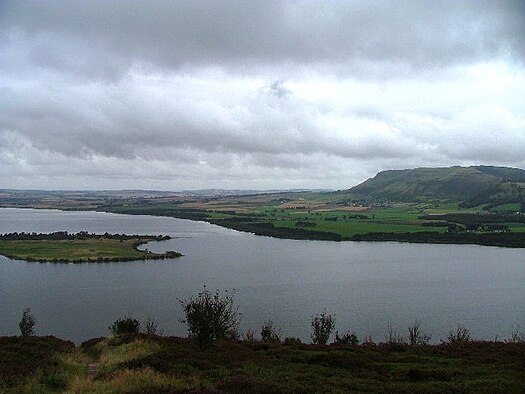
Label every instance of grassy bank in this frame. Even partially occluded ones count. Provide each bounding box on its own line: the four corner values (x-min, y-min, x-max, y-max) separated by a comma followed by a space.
0, 232, 182, 263
2, 334, 524, 393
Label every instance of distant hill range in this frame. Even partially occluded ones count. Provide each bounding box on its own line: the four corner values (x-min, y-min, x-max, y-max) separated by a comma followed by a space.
343, 166, 525, 209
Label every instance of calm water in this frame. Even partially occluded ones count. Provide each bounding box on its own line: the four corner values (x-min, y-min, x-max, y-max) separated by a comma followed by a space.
0, 208, 524, 343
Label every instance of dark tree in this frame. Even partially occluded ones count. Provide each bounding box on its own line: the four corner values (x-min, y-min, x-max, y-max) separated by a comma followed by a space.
179, 286, 240, 350
311, 309, 335, 345
19, 308, 36, 337
109, 314, 141, 335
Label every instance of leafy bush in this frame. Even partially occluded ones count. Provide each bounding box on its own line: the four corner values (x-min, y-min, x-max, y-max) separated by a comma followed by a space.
179, 286, 240, 349
408, 320, 431, 346
311, 310, 335, 345
333, 330, 358, 346
445, 324, 471, 344
260, 320, 281, 343
19, 308, 36, 337
109, 315, 141, 336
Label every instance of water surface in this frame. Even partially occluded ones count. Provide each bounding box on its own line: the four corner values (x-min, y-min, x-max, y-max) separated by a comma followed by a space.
0, 208, 523, 343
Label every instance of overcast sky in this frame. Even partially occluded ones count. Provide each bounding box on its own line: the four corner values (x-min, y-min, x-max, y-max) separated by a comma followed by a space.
1, 1, 524, 190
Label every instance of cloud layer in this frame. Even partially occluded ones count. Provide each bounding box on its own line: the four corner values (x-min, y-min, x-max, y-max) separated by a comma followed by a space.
1, 1, 524, 189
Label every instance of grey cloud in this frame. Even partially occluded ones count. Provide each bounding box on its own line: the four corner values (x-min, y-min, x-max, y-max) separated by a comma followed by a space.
391, 106, 525, 165
440, 108, 525, 163
1, 1, 524, 190
1, 1, 523, 80
2, 74, 422, 163
4, 64, 524, 164
264, 81, 291, 99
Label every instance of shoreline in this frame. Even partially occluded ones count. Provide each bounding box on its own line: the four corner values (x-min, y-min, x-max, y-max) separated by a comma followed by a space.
99, 207, 525, 248
2, 205, 524, 248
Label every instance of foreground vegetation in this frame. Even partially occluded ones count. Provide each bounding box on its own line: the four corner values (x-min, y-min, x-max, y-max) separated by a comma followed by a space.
4, 290, 525, 392
0, 232, 182, 263
2, 334, 524, 393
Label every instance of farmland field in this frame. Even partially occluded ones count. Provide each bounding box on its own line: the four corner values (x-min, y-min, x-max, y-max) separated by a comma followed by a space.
101, 199, 525, 246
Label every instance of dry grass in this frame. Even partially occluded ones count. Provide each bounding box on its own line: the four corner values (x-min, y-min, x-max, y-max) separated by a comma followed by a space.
3, 335, 525, 393
98, 339, 161, 372
66, 367, 180, 393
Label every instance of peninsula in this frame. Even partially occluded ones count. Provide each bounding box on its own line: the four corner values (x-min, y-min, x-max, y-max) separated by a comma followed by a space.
0, 232, 182, 263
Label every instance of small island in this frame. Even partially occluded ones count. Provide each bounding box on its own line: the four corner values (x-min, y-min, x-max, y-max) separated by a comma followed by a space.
0, 231, 183, 263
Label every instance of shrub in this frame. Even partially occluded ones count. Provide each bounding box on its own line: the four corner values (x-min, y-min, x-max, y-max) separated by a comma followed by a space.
508, 325, 525, 343
19, 308, 36, 337
260, 320, 281, 343
283, 337, 302, 345
242, 329, 256, 342
386, 324, 405, 345
445, 324, 471, 344
408, 320, 431, 346
143, 317, 162, 336
109, 315, 141, 336
333, 330, 358, 346
311, 309, 335, 345
179, 286, 240, 349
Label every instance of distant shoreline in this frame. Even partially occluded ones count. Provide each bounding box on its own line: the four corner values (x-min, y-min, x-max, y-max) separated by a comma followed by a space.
96, 207, 525, 248
1, 206, 524, 248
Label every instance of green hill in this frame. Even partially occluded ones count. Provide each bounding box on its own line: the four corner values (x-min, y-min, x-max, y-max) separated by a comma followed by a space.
344, 166, 525, 209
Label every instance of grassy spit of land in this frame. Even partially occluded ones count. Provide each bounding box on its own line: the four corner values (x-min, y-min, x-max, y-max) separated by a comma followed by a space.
0, 232, 182, 263
1, 334, 524, 393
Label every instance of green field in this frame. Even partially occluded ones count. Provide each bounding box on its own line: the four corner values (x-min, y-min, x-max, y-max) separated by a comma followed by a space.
261, 205, 444, 237
492, 202, 522, 212
100, 199, 525, 247
2, 334, 524, 393
273, 219, 445, 238
2, 181, 524, 246
0, 234, 181, 263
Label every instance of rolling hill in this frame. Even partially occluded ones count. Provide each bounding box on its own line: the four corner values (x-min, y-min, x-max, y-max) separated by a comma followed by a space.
1, 165, 525, 246
344, 166, 525, 209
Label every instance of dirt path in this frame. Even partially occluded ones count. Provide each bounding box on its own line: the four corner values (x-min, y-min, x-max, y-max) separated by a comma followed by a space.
87, 360, 100, 378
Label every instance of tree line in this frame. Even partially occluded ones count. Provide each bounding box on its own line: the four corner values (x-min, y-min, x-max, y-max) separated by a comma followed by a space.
0, 231, 171, 241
